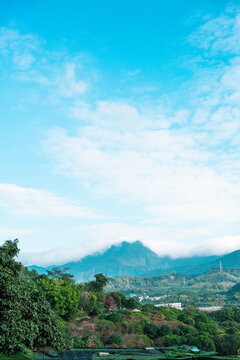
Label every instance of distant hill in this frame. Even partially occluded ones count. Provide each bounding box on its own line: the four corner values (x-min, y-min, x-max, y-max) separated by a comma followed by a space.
28, 241, 240, 281
106, 268, 240, 302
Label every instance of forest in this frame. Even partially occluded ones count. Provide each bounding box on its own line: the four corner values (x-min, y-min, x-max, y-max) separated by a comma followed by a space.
1, 240, 240, 357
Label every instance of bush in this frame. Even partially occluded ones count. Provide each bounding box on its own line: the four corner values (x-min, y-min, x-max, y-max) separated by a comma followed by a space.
195, 335, 216, 351
142, 304, 156, 313
138, 335, 154, 347
177, 313, 195, 326
82, 334, 103, 348
178, 324, 195, 336
119, 309, 132, 316
72, 337, 86, 348
164, 335, 183, 346
107, 334, 123, 346
143, 323, 159, 339
96, 319, 115, 332
158, 324, 172, 336
105, 313, 123, 324
133, 322, 143, 335
158, 307, 178, 320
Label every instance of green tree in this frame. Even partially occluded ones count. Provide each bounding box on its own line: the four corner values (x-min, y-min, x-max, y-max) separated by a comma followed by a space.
0, 239, 65, 354
47, 266, 74, 281
36, 276, 81, 320
107, 334, 123, 346
159, 324, 172, 336
143, 323, 159, 339
195, 335, 216, 351
86, 273, 108, 293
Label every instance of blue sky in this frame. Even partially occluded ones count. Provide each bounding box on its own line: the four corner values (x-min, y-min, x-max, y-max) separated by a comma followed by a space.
1, 0, 240, 265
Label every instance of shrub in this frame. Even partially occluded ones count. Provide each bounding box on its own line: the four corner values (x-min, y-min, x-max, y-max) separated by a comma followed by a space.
82, 334, 103, 348
195, 335, 216, 352
143, 323, 159, 339
178, 324, 195, 336
72, 337, 86, 348
158, 324, 172, 336
164, 335, 183, 346
142, 304, 156, 313
105, 313, 123, 324
119, 309, 132, 316
96, 319, 115, 332
133, 322, 143, 335
158, 307, 178, 320
107, 334, 123, 346
177, 313, 195, 326
138, 335, 154, 347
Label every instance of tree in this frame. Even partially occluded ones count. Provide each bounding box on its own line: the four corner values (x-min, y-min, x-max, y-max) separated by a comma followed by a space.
107, 334, 123, 346
108, 291, 126, 309
104, 296, 115, 312
47, 266, 74, 281
36, 276, 81, 320
195, 335, 216, 352
0, 239, 65, 354
86, 273, 108, 293
143, 323, 159, 339
80, 291, 102, 316
159, 324, 172, 336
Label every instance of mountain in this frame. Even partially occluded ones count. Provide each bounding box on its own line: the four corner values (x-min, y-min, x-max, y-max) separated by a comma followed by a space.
193, 249, 240, 273
29, 241, 160, 281
28, 241, 240, 281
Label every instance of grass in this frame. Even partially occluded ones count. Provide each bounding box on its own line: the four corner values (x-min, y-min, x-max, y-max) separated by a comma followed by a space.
0, 353, 33, 360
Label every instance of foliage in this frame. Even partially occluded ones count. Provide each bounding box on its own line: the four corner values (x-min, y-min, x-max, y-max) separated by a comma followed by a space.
0, 239, 65, 354
195, 334, 216, 351
71, 337, 86, 348
142, 323, 159, 339
96, 319, 115, 332
123, 297, 142, 310
47, 266, 74, 281
104, 296, 115, 312
158, 324, 172, 336
82, 334, 103, 348
80, 291, 103, 316
108, 292, 126, 309
36, 275, 81, 320
164, 335, 183, 346
85, 273, 108, 293
107, 334, 123, 346
105, 313, 123, 324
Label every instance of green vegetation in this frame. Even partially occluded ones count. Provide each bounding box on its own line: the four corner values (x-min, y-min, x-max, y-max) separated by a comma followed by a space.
106, 269, 240, 307
0, 240, 65, 354
1, 240, 240, 358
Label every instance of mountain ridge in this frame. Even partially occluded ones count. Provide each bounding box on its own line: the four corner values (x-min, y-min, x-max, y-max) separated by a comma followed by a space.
28, 240, 240, 281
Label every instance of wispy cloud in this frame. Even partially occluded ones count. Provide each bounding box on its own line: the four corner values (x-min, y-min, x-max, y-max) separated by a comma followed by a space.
0, 184, 98, 218
0, 27, 88, 99
189, 10, 240, 54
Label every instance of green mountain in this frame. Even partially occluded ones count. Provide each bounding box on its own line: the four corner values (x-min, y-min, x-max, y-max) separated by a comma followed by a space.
28, 241, 240, 281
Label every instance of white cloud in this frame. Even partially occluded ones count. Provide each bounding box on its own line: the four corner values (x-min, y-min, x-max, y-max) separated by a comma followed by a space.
57, 63, 87, 97
0, 27, 88, 100
0, 27, 43, 69
0, 227, 34, 237
0, 184, 98, 218
20, 222, 240, 266
189, 11, 240, 54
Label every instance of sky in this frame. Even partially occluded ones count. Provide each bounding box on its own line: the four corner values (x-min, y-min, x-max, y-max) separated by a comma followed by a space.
1, 0, 240, 266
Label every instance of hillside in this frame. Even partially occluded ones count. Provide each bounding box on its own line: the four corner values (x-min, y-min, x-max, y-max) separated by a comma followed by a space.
106, 268, 240, 307
28, 241, 240, 281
